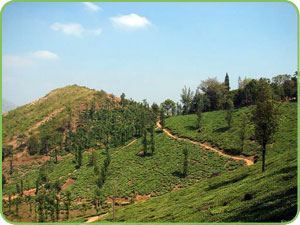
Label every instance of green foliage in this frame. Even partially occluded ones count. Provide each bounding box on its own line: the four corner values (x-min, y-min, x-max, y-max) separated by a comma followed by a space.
161, 99, 176, 116
180, 86, 194, 114
98, 133, 297, 222
252, 79, 280, 172
224, 73, 230, 91
225, 98, 234, 127
28, 136, 40, 155
165, 103, 296, 157
183, 147, 188, 177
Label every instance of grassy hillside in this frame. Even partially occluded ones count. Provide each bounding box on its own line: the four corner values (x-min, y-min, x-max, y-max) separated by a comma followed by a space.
96, 103, 297, 222
2, 131, 243, 200
2, 85, 113, 148
165, 103, 297, 157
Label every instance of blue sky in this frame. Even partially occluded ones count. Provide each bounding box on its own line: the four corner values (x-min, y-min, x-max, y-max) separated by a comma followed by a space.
2, 2, 298, 106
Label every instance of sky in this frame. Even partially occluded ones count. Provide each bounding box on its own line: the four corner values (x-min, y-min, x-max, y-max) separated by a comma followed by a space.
2, 2, 298, 106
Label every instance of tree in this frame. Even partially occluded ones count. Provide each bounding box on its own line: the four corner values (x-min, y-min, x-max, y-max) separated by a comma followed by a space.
151, 103, 159, 116
55, 196, 60, 221
160, 109, 165, 129
65, 191, 71, 221
120, 93, 126, 107
150, 124, 155, 155
161, 99, 176, 116
196, 97, 203, 130
40, 134, 51, 155
15, 197, 21, 216
225, 98, 234, 127
252, 79, 279, 172
76, 146, 82, 168
224, 73, 230, 91
176, 102, 183, 115
199, 78, 227, 111
111, 180, 119, 222
9, 153, 13, 175
180, 86, 194, 114
142, 129, 148, 155
28, 136, 40, 155
20, 179, 24, 196
239, 113, 249, 154
238, 76, 242, 89
183, 147, 188, 177
16, 183, 20, 195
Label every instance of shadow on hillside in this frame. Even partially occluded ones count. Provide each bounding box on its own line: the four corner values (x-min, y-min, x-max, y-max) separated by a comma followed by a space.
172, 171, 186, 178
224, 186, 297, 222
185, 125, 198, 131
215, 126, 230, 133
206, 174, 249, 191
137, 152, 153, 158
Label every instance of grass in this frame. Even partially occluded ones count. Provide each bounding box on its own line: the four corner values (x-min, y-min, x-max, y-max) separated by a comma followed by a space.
2, 85, 108, 147
96, 103, 297, 222
165, 102, 297, 156
3, 131, 243, 201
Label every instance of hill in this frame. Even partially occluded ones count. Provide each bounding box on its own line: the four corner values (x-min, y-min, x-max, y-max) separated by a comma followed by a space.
95, 103, 297, 223
1, 84, 297, 223
2, 85, 119, 173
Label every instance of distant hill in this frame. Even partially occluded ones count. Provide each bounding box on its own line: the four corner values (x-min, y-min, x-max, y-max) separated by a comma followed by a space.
2, 98, 17, 113
2, 84, 119, 149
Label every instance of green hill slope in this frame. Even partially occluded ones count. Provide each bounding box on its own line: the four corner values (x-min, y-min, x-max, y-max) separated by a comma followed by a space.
97, 103, 298, 223
2, 85, 116, 153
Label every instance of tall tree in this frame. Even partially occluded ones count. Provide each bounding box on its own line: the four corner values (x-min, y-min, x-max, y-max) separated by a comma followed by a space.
199, 78, 227, 111
142, 129, 148, 155
224, 73, 230, 91
9, 153, 13, 175
180, 86, 194, 114
161, 99, 176, 116
183, 147, 188, 177
196, 97, 203, 130
252, 79, 279, 172
239, 113, 249, 154
150, 124, 155, 155
160, 109, 165, 129
225, 98, 234, 128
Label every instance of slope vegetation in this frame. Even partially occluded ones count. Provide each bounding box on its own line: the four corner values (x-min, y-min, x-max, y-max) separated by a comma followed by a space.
97, 103, 297, 222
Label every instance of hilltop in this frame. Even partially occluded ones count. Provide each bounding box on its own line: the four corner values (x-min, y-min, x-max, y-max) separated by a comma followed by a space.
2, 85, 120, 173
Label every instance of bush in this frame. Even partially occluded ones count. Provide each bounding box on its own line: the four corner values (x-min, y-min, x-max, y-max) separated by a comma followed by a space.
27, 136, 40, 155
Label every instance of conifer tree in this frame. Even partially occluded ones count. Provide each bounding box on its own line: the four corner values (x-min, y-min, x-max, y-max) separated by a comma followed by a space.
224, 73, 230, 91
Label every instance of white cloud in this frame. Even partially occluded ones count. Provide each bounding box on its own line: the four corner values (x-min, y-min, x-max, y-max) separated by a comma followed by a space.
3, 55, 34, 69
33, 50, 58, 60
51, 23, 84, 37
51, 22, 101, 37
82, 2, 101, 12
110, 14, 151, 28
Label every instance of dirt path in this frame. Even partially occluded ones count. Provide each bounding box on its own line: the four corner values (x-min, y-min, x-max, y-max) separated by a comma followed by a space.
2, 188, 36, 201
85, 213, 108, 223
156, 122, 254, 166
121, 139, 137, 149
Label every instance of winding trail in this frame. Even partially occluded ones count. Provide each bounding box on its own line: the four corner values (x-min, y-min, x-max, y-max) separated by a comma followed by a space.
156, 122, 254, 166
